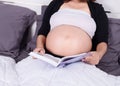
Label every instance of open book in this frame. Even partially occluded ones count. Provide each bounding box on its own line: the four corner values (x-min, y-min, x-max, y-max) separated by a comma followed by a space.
29, 52, 89, 67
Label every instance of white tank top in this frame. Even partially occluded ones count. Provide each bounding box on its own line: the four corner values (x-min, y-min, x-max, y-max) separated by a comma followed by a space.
50, 8, 96, 38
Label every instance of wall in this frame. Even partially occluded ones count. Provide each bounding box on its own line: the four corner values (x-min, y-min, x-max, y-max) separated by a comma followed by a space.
0, 0, 52, 5
0, 0, 52, 15
0, 0, 120, 18
96, 0, 120, 18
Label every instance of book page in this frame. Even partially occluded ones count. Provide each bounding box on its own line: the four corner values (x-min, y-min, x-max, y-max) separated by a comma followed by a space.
61, 53, 87, 62
29, 52, 61, 66
29, 52, 88, 67
44, 54, 60, 63
58, 53, 88, 66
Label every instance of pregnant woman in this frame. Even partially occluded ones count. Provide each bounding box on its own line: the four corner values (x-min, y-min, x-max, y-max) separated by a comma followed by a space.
34, 0, 108, 65
17, 0, 120, 85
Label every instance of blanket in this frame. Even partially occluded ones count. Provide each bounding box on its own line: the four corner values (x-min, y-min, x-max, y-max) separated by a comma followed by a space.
0, 55, 120, 86
0, 55, 18, 86
16, 56, 120, 86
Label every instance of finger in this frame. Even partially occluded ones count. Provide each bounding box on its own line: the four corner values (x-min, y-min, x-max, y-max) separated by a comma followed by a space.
83, 56, 93, 63
33, 48, 41, 52
81, 58, 85, 62
40, 49, 45, 55
32, 56, 37, 59
84, 56, 92, 61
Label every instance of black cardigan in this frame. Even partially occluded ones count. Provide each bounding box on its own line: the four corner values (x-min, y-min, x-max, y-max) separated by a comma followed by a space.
38, 0, 108, 51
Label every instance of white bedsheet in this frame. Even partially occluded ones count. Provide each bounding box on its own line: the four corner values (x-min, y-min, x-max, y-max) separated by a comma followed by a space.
0, 55, 120, 86
16, 56, 120, 86
0, 55, 18, 86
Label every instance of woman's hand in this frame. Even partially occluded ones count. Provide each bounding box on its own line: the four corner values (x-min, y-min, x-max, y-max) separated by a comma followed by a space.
32, 35, 46, 59
83, 42, 107, 65
82, 51, 101, 65
35, 35, 46, 55
33, 47, 45, 55
32, 47, 45, 59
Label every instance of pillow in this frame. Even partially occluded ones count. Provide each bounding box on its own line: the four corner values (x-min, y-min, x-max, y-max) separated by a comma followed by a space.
15, 5, 47, 62
97, 18, 120, 76
26, 5, 47, 51
0, 3, 36, 58
0, 1, 40, 39
1, 1, 52, 42
0, 1, 3, 4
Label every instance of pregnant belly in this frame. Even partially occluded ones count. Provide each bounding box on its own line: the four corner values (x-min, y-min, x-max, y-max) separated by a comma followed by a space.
46, 25, 92, 56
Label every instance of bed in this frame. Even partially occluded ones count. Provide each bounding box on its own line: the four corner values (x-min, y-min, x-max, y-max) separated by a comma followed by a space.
0, 0, 120, 86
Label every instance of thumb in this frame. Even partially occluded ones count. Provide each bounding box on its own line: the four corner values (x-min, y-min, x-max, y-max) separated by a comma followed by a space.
40, 49, 45, 55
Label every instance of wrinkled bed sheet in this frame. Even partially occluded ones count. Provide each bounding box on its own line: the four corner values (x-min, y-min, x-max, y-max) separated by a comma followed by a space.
16, 56, 120, 86
0, 55, 18, 86
0, 55, 120, 86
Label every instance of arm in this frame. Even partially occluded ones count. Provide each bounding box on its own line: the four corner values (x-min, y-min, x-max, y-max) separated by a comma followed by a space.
37, 0, 57, 36
33, 0, 56, 54
33, 35, 46, 55
83, 42, 107, 65
96, 42, 107, 60
83, 4, 108, 65
36, 35, 46, 48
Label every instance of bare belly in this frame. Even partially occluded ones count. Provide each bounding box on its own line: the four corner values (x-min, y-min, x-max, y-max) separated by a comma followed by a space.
46, 25, 92, 56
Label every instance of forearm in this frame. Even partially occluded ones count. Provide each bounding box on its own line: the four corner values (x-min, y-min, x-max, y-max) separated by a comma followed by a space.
36, 35, 46, 48
96, 42, 107, 60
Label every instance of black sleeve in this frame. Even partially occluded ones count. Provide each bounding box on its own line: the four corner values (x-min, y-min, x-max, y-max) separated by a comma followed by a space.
37, 0, 56, 36
92, 4, 108, 50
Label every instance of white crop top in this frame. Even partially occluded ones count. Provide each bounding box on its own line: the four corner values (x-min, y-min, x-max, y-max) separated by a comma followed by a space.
50, 8, 96, 38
